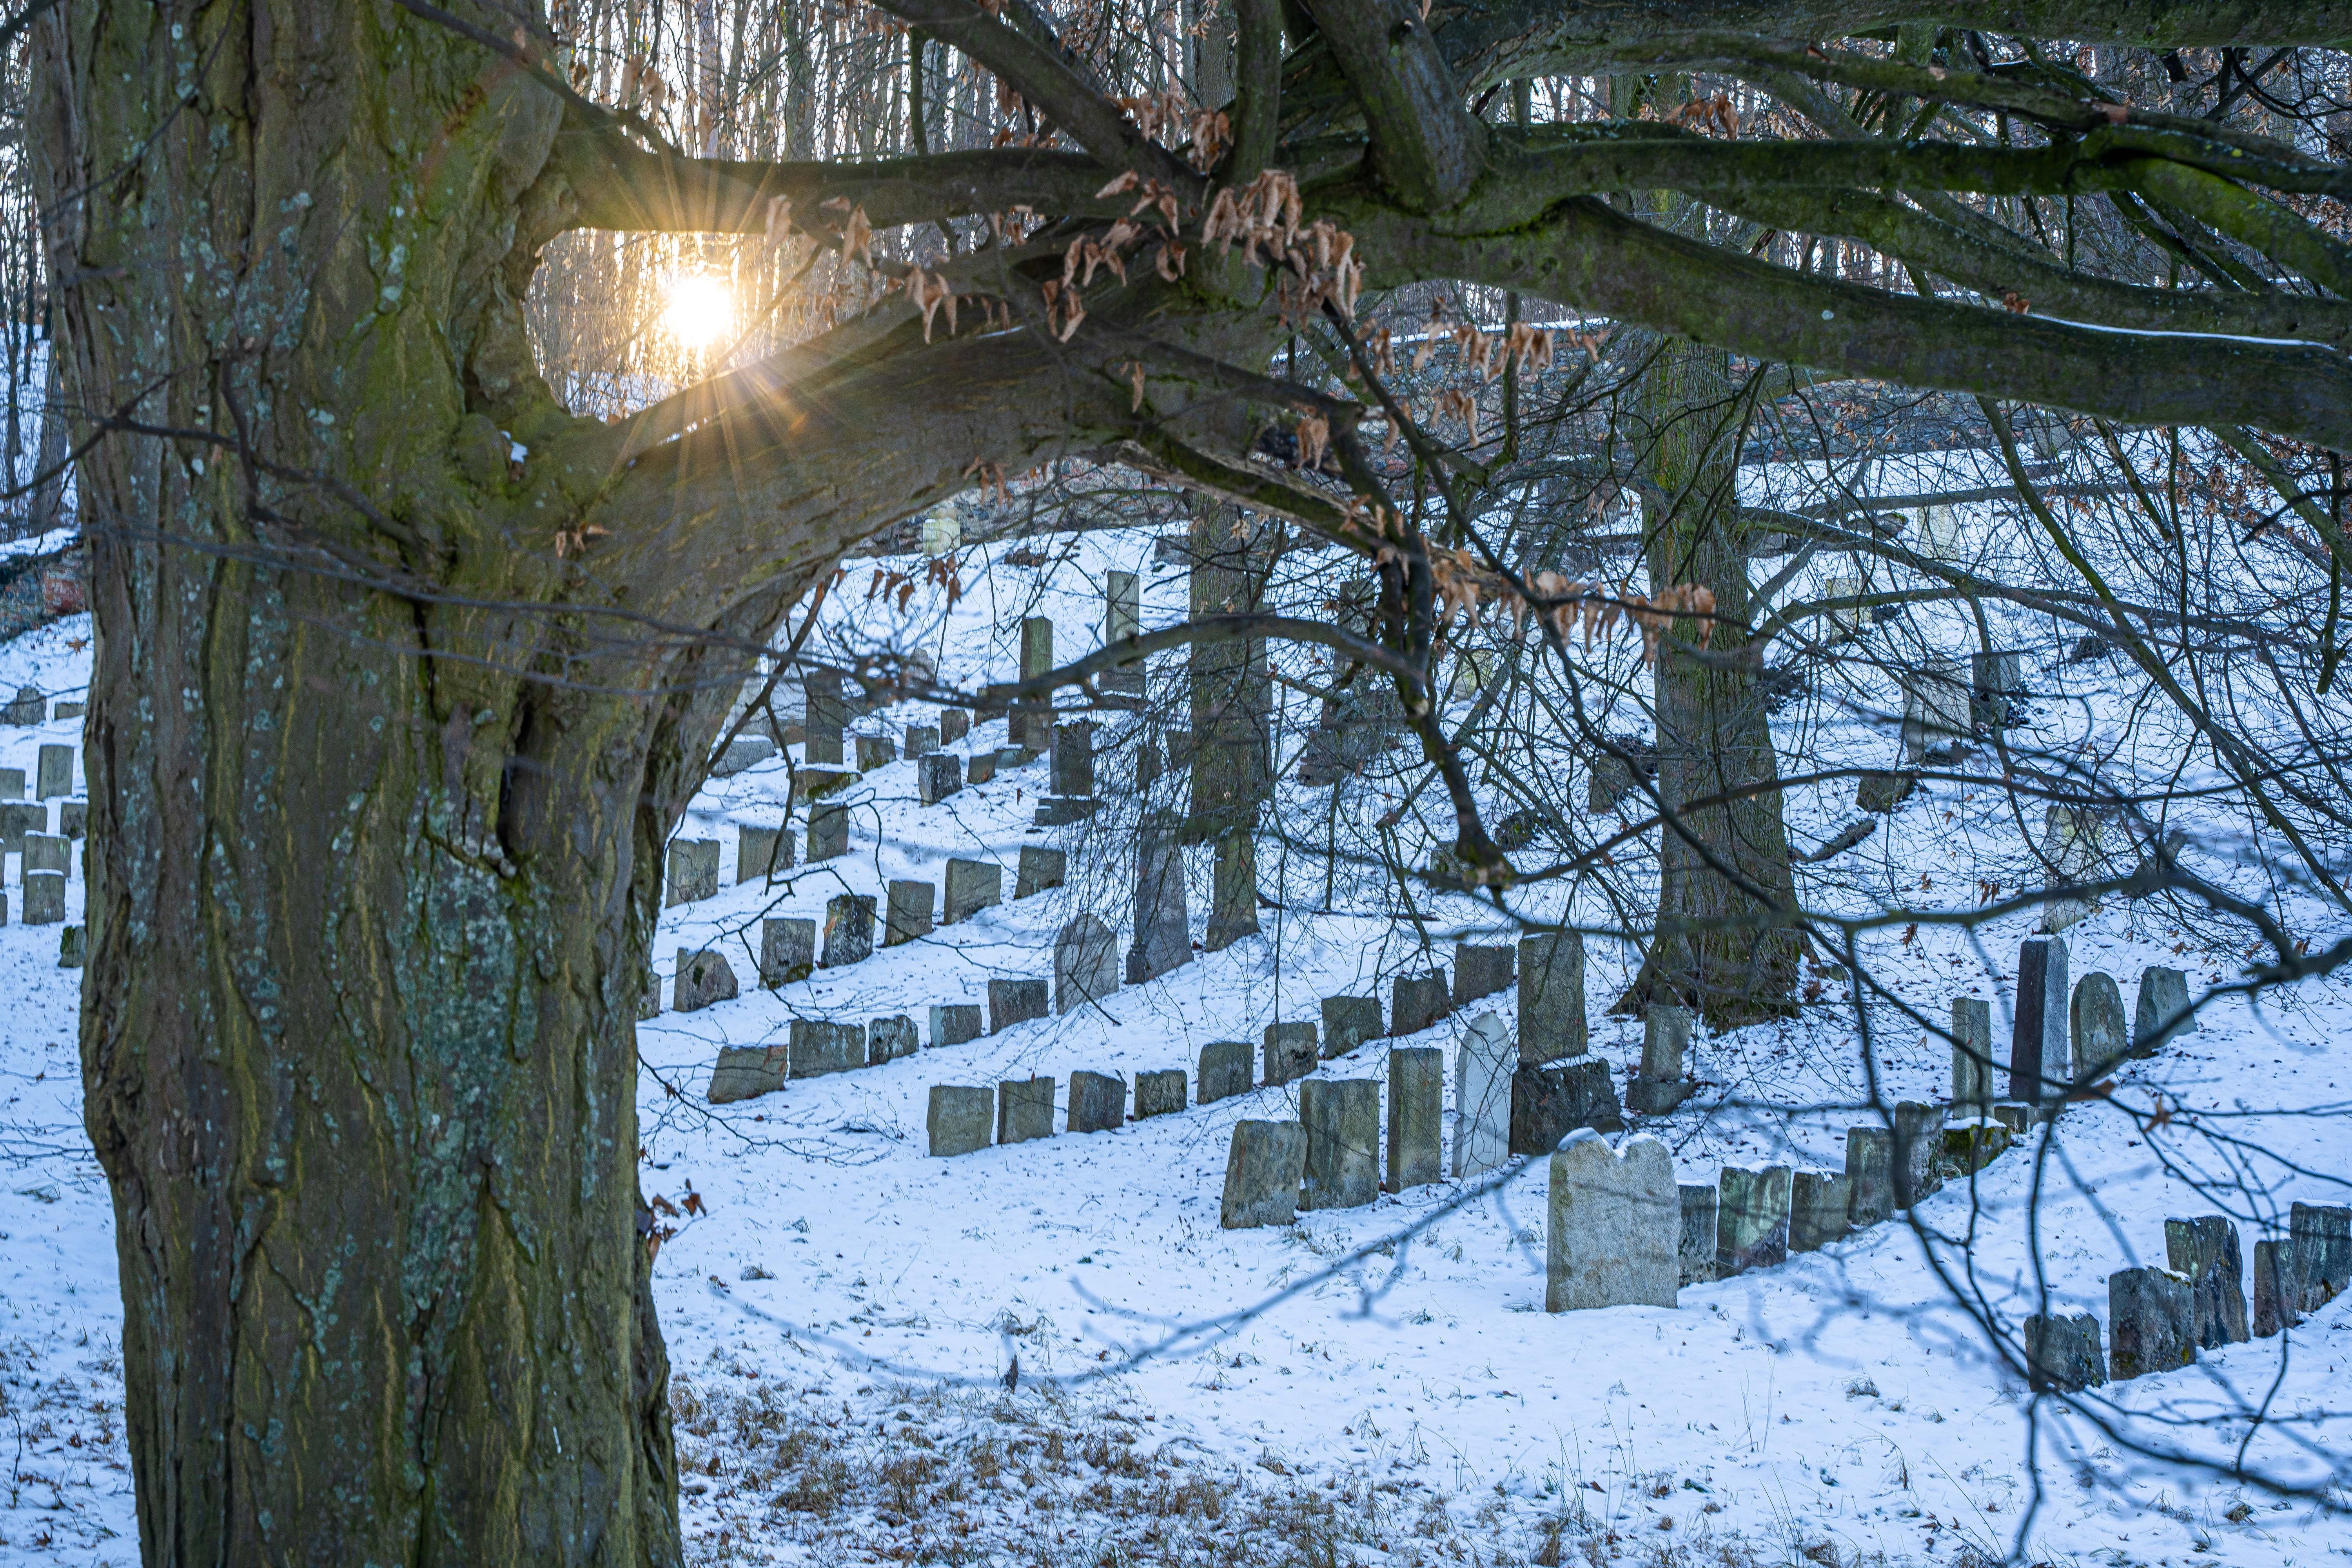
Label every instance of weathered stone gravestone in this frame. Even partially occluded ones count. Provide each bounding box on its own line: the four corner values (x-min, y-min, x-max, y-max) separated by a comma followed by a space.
2109, 1267, 2196, 1381
1546, 1132, 1679, 1311
1387, 1048, 1441, 1191
1067, 1071, 1125, 1133
884, 880, 935, 947
2071, 972, 2128, 1085
737, 824, 789, 884
987, 978, 1048, 1033
929, 1003, 983, 1047
2165, 1216, 2249, 1349
23, 833, 69, 876
0, 802, 46, 856
928, 1086, 993, 1156
1892, 1101, 1946, 1207
789, 1020, 866, 1078
1321, 995, 1383, 1057
1716, 1165, 1792, 1276
1951, 997, 1995, 1117
1898, 656, 1971, 766
1789, 1171, 1853, 1252
867, 1015, 918, 1065
1197, 1040, 1252, 1103
2132, 965, 2195, 1056
2, 685, 41, 724
2008, 936, 2071, 1107
1299, 1079, 1380, 1210
672, 948, 739, 1012
940, 708, 970, 746
2292, 1201, 2352, 1303
1221, 1120, 1309, 1229
1125, 813, 1192, 984
1453, 1013, 1514, 1178
2252, 1240, 2295, 1336
904, 724, 940, 757
1943, 1120, 2011, 1174
943, 858, 1003, 923
1134, 1069, 1187, 1119
2039, 804, 2105, 932
57, 801, 85, 840
1845, 1127, 1893, 1228
1679, 1184, 1719, 1286
1054, 915, 1120, 1014
1626, 1005, 1693, 1114
1509, 1059, 1623, 1154
853, 734, 896, 772
916, 753, 962, 805
1102, 570, 1145, 696
1263, 1022, 1318, 1085
0, 767, 21, 799
967, 751, 998, 785
58, 925, 85, 969
996, 1077, 1056, 1145
1452, 942, 1514, 1007
1392, 969, 1450, 1037
36, 745, 73, 799
1585, 738, 1655, 813
1517, 931, 1587, 1062
1971, 649, 2025, 731
1855, 768, 1921, 814
807, 802, 851, 862
1013, 617, 1055, 748
799, 768, 855, 800
2025, 1313, 2107, 1392
710, 735, 775, 778
1015, 845, 1065, 898
1050, 722, 1096, 798
666, 839, 719, 906
708, 1045, 788, 1105
803, 668, 846, 765
820, 894, 876, 967
759, 918, 815, 987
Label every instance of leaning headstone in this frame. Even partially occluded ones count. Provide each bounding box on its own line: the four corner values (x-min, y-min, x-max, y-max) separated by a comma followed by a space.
1627, 1005, 1693, 1114
1067, 1071, 1125, 1133
1220, 1120, 1309, 1229
759, 918, 815, 987
1951, 997, 1995, 1117
1845, 1127, 1894, 1227
884, 880, 935, 947
35, 745, 73, 799
1893, 1101, 1947, 1207
1299, 1079, 1381, 1210
927, 1086, 994, 1155
904, 724, 940, 758
2040, 804, 2105, 932
1197, 1040, 1252, 1103
1517, 931, 1587, 1062
1387, 1047, 1442, 1191
789, 1020, 866, 1078
929, 1002, 983, 1047
1134, 1069, 1187, 1119
1051, 722, 1096, 798
2165, 1216, 2249, 1349
2070, 972, 2129, 1086
666, 839, 719, 906
1453, 1013, 1514, 1178
1679, 1184, 1720, 1286
1321, 995, 1383, 1057
1509, 1059, 1623, 1154
1125, 812, 1192, 984
943, 858, 1003, 924
867, 1015, 919, 1065
1789, 1171, 1853, 1252
672, 947, 739, 1012
997, 1077, 1056, 1145
1263, 1022, 1318, 1085
1898, 657, 1971, 766
2133, 966, 2195, 1056
2008, 936, 2071, 1107
820, 894, 876, 967
1716, 1165, 1793, 1276
23, 833, 69, 876
1054, 914, 1119, 1013
737, 824, 789, 883
708, 1045, 789, 1105
916, 753, 962, 804
807, 802, 851, 862
1452, 942, 1514, 1007
2252, 1240, 2299, 1337
54, 800, 84, 841
2025, 1313, 2107, 1393
2109, 1267, 2196, 1380
987, 978, 1048, 1033
1015, 845, 1065, 898
804, 668, 846, 765
1546, 1132, 1679, 1311
1391, 969, 1450, 1036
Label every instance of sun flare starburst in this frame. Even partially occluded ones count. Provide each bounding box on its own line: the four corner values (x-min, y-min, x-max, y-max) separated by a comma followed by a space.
661, 272, 734, 351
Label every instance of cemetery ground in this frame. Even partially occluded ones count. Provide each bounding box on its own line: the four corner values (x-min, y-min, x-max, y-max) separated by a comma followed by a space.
2, 518, 2349, 1568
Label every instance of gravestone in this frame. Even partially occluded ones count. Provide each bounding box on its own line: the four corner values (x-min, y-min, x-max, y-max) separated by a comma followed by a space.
884, 880, 935, 947
1992, 1102, 2033, 1136
820, 894, 876, 967
1627, 1004, 1693, 1114
1789, 1171, 1853, 1252
638, 968, 660, 1020
1517, 932, 1588, 1062
1898, 657, 1971, 766
759, 918, 815, 987
1220, 1120, 1308, 1229
1067, 1071, 1125, 1133
1102, 570, 1145, 696
0, 801, 45, 854
2252, 1240, 2298, 1337
789, 1020, 866, 1078
2008, 936, 2071, 1106
1716, 1165, 1792, 1276
1509, 1059, 1624, 1154
1321, 995, 1382, 1057
1051, 722, 1096, 798
1545, 1132, 1679, 1311
53, 702, 83, 721
1893, 1101, 1946, 1207
2071, 972, 2129, 1085
1452, 942, 1514, 1007
1679, 1184, 1720, 1286
58, 925, 84, 968
2, 685, 40, 724
1943, 1121, 2011, 1174
867, 1015, 918, 1065
2165, 1216, 2249, 1349
36, 745, 73, 799
666, 839, 719, 906
916, 753, 962, 804
1453, 1013, 1514, 1178
904, 724, 940, 758
23, 833, 68, 875
929, 1002, 983, 1047
1034, 795, 1102, 827
1014, 617, 1055, 748
1134, 1069, 1187, 1119
2040, 804, 2105, 932
1844, 1127, 1893, 1227
943, 859, 1002, 924
940, 708, 970, 746
804, 668, 845, 765
737, 824, 789, 883
1856, 769, 1921, 814
997, 1077, 1056, 1145
1125, 812, 1192, 983
1197, 1040, 1252, 1103
1387, 1048, 1442, 1191
2133, 966, 2195, 1056
2292, 1201, 2352, 1303
1054, 915, 1119, 1013
708, 1045, 789, 1105
1971, 650, 2025, 731
854, 734, 896, 771
0, 767, 20, 797
1391, 969, 1450, 1036
967, 751, 997, 785
1586, 742, 1655, 813
672, 948, 740, 1012
1299, 1079, 1381, 1210
1951, 997, 1995, 1116
2109, 1267, 2196, 1381
927, 1086, 993, 1156
799, 769, 856, 800
987, 978, 1048, 1033
2025, 1313, 2107, 1393
711, 735, 775, 778
1263, 1022, 1318, 1085
807, 802, 851, 862
1015, 845, 1065, 898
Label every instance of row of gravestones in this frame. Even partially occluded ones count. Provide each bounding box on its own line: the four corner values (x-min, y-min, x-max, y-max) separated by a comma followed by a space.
2, 688, 84, 726
2, 747, 87, 931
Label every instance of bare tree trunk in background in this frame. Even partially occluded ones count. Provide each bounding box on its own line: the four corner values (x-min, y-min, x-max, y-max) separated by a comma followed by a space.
1188, 497, 1269, 949
28, 334, 69, 533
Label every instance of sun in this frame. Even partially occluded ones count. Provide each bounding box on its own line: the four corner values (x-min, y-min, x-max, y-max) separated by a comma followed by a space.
661, 272, 734, 351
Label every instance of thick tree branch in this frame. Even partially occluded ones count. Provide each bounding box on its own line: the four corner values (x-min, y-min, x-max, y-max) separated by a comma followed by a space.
1229, 0, 1284, 181
1298, 0, 1486, 211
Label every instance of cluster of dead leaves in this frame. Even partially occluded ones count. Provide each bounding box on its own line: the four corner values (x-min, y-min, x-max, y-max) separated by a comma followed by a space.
1418, 550, 1719, 667
867, 555, 965, 612
1199, 170, 1363, 324
1114, 88, 1232, 170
